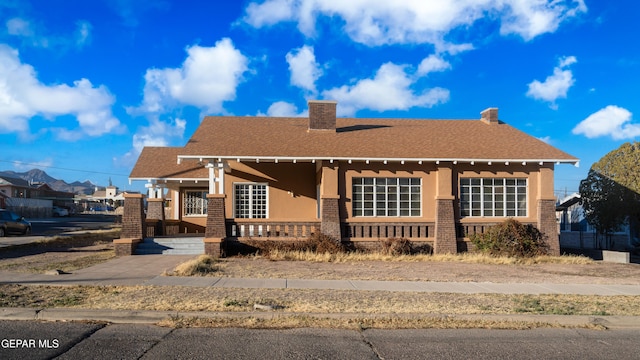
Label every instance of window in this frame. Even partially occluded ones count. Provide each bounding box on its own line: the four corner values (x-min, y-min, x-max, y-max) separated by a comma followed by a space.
183, 190, 208, 216
352, 177, 421, 217
234, 183, 267, 218
460, 178, 527, 217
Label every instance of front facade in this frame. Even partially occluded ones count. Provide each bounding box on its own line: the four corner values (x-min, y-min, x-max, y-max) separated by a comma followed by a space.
122, 101, 578, 256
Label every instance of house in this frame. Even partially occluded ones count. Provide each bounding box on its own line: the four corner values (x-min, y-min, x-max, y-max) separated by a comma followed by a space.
119, 100, 579, 257
557, 193, 639, 251
0, 176, 75, 217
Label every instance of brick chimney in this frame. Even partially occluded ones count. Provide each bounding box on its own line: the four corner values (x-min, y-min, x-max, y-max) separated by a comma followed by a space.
308, 100, 337, 131
480, 108, 499, 124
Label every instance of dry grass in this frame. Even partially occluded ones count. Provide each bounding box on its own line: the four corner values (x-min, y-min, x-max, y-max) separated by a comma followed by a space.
1, 284, 638, 317
158, 314, 605, 330
249, 249, 594, 265
168, 255, 221, 276
0, 229, 119, 274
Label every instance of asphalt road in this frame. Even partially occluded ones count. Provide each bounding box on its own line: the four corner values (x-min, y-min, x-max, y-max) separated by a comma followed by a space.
28, 214, 118, 236
1, 321, 639, 360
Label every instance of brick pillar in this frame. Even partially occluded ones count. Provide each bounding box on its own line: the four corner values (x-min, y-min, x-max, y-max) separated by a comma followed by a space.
538, 199, 560, 256
321, 195, 341, 240
204, 194, 226, 258
146, 198, 165, 236
114, 193, 145, 256
434, 198, 457, 254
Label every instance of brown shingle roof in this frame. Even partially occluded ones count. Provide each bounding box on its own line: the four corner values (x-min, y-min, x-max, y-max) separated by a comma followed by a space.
130, 116, 578, 179
180, 116, 577, 161
130, 147, 208, 179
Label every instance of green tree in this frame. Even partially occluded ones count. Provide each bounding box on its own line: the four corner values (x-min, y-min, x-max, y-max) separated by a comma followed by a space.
579, 142, 640, 244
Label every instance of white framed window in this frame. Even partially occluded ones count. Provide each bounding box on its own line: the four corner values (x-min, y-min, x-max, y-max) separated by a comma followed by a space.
352, 177, 421, 217
234, 183, 268, 218
460, 178, 527, 217
183, 190, 208, 216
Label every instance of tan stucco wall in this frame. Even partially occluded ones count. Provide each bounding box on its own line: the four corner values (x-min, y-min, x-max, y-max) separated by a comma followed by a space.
223, 161, 318, 220
340, 162, 438, 222
164, 160, 553, 226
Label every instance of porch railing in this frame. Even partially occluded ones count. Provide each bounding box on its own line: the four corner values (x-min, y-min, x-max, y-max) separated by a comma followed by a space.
226, 220, 320, 240
342, 222, 434, 240
457, 222, 537, 238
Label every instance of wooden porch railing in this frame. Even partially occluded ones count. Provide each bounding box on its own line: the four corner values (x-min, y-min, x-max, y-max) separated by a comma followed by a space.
457, 222, 537, 238
226, 220, 320, 240
342, 222, 434, 240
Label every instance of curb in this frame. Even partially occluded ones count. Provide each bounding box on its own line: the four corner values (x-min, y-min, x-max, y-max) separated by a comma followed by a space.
2, 308, 639, 329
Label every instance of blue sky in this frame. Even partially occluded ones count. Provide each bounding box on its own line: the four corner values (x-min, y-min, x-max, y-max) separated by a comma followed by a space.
0, 1, 638, 196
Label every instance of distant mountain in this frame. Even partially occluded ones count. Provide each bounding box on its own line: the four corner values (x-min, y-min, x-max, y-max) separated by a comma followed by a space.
0, 169, 98, 195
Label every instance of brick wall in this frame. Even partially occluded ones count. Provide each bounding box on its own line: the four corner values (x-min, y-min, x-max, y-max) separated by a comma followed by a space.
205, 194, 226, 239
320, 196, 341, 240
120, 194, 145, 239
434, 198, 457, 254
308, 100, 337, 131
146, 198, 165, 220
538, 199, 560, 256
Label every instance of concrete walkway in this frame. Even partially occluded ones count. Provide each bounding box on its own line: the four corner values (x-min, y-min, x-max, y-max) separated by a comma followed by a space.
2, 255, 640, 295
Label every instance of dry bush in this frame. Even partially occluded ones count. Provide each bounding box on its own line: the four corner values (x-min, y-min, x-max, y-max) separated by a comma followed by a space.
245, 233, 345, 258
380, 238, 413, 255
469, 219, 549, 258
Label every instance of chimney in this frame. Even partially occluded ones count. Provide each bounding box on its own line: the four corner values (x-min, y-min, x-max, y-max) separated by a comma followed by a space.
480, 108, 499, 124
308, 100, 337, 131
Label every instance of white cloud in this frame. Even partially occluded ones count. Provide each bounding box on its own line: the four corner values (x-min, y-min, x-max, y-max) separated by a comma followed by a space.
526, 56, 577, 109
119, 117, 187, 166
242, 1, 587, 47
261, 101, 307, 117
572, 106, 640, 140
136, 38, 249, 114
417, 54, 451, 76
5, 17, 93, 50
0, 45, 122, 138
322, 62, 449, 116
286, 45, 322, 93
74, 21, 92, 47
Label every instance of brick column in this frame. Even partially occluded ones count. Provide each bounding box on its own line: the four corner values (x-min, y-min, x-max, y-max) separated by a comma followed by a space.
146, 198, 165, 236
538, 199, 560, 256
434, 198, 457, 254
320, 195, 341, 240
114, 193, 145, 256
204, 194, 226, 258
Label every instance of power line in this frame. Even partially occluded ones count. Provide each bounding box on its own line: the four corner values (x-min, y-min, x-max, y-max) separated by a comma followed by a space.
0, 159, 129, 178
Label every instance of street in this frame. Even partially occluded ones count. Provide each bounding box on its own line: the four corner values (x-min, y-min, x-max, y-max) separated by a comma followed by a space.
1, 321, 639, 359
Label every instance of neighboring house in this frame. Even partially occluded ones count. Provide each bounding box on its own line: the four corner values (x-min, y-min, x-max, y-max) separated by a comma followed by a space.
122, 100, 578, 257
557, 193, 638, 251
0, 176, 75, 217
88, 185, 126, 209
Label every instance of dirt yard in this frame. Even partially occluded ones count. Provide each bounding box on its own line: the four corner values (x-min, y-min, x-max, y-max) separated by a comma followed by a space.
1, 234, 639, 285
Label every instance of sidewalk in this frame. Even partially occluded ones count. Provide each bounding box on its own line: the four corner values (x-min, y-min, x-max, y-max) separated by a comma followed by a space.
2, 255, 640, 295
2, 255, 640, 329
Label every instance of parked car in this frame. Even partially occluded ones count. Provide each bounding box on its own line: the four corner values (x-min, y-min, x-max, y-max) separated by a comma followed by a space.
52, 206, 69, 217
0, 209, 31, 236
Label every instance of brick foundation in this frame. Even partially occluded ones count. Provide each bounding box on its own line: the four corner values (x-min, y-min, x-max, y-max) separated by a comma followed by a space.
114, 238, 141, 256
204, 238, 223, 258
320, 195, 341, 240
538, 199, 560, 256
434, 198, 457, 254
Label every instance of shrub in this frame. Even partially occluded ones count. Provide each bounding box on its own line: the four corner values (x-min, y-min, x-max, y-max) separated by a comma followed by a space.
469, 219, 549, 258
380, 238, 413, 255
245, 233, 346, 256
